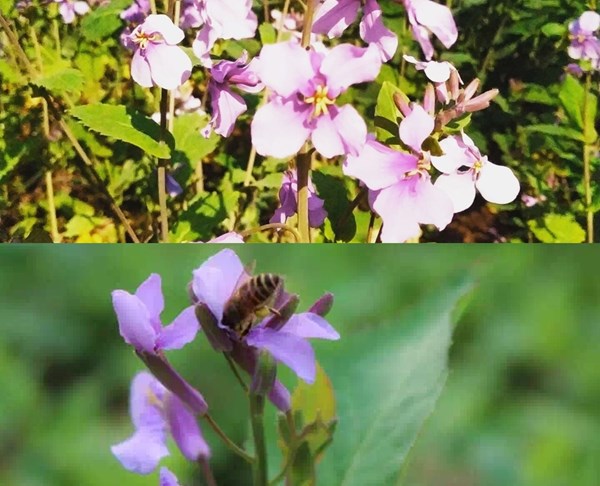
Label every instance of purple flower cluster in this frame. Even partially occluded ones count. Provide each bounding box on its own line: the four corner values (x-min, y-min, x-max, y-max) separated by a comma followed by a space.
568, 11, 600, 71
110, 249, 338, 482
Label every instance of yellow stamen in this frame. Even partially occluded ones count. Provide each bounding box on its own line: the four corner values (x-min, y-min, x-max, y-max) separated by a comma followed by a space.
304, 85, 335, 118
132, 30, 162, 50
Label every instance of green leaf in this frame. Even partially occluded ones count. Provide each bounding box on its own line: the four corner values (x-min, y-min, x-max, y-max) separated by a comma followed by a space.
70, 104, 172, 158
312, 167, 356, 242
443, 112, 472, 135
316, 279, 473, 485
528, 213, 586, 243
541, 22, 566, 37
81, 0, 131, 41
374, 81, 403, 143
524, 124, 584, 142
172, 113, 219, 168
559, 74, 585, 129
259, 22, 277, 44
32, 68, 85, 94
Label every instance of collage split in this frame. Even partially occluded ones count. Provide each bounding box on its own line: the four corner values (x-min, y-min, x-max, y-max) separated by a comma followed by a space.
1, 1, 600, 486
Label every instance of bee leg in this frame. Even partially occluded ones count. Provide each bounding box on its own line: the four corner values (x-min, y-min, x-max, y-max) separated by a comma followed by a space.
266, 306, 282, 317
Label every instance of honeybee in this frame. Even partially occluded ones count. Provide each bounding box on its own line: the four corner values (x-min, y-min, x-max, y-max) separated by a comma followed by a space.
222, 273, 283, 338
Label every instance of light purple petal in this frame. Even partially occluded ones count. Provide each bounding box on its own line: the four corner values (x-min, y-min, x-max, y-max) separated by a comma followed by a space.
208, 232, 245, 243
255, 41, 314, 97
476, 161, 520, 204
251, 98, 311, 158
142, 14, 184, 45
134, 273, 164, 326
147, 43, 192, 90
360, 0, 398, 62
160, 468, 181, 486
269, 379, 291, 412
434, 172, 476, 213
210, 86, 247, 137
73, 2, 90, 15
157, 306, 199, 350
204, 0, 257, 39
166, 395, 211, 461
192, 249, 246, 322
320, 43, 382, 95
344, 137, 418, 190
430, 135, 472, 173
579, 11, 600, 32
312, 105, 367, 158
246, 328, 316, 383
281, 313, 340, 340
59, 4, 75, 23
129, 371, 168, 430
312, 0, 361, 38
412, 176, 454, 230
111, 428, 169, 474
398, 104, 434, 153
131, 50, 154, 88
370, 181, 421, 243
193, 25, 218, 67
112, 290, 157, 353
411, 0, 458, 49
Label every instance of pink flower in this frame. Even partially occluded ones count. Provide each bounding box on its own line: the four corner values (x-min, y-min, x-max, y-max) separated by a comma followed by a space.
270, 169, 327, 228
129, 15, 192, 90
55, 0, 90, 24
431, 133, 520, 212
203, 53, 263, 137
403, 0, 458, 60
344, 105, 454, 242
312, 0, 398, 61
251, 40, 381, 159
192, 0, 258, 67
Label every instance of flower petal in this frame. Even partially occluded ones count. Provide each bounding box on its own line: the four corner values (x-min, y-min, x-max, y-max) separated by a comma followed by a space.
157, 306, 199, 351
398, 104, 434, 153
268, 379, 291, 412
434, 172, 477, 213
251, 98, 311, 158
147, 44, 192, 90
344, 137, 418, 190
209, 86, 247, 137
246, 328, 316, 383
312, 105, 367, 158
112, 290, 157, 353
131, 50, 153, 88
160, 468, 181, 486
255, 41, 314, 97
134, 273, 164, 325
192, 249, 246, 322
129, 371, 168, 430
413, 176, 454, 230
166, 395, 211, 461
142, 14, 184, 44
370, 183, 421, 243
312, 0, 361, 38
320, 43, 382, 95
411, 0, 458, 49
360, 0, 398, 62
281, 313, 340, 340
430, 135, 472, 173
111, 428, 169, 474
476, 161, 520, 204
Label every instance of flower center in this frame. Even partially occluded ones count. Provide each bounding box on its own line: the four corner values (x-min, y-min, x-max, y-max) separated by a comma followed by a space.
304, 85, 335, 118
132, 29, 162, 50
473, 158, 484, 173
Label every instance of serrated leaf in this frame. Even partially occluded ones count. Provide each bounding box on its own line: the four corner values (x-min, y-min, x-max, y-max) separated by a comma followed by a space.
70, 104, 172, 158
528, 213, 586, 243
32, 68, 85, 94
316, 279, 473, 485
81, 0, 131, 41
375, 81, 403, 143
312, 168, 356, 242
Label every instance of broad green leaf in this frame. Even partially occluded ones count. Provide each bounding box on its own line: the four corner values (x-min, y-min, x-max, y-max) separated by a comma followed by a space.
81, 0, 131, 41
528, 213, 586, 243
558, 74, 597, 142
70, 104, 172, 159
259, 22, 277, 44
374, 81, 403, 143
443, 112, 472, 135
541, 22, 566, 37
32, 68, 85, 94
172, 113, 219, 168
313, 167, 356, 242
316, 279, 473, 486
524, 124, 584, 142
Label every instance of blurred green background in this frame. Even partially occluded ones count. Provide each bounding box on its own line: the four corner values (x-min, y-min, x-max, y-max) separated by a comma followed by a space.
0, 245, 598, 486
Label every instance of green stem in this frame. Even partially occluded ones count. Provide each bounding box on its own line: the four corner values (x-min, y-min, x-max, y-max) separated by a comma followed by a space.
250, 394, 268, 486
583, 71, 594, 243
158, 88, 169, 242
203, 414, 254, 464
198, 458, 218, 486
45, 170, 60, 242
223, 353, 249, 393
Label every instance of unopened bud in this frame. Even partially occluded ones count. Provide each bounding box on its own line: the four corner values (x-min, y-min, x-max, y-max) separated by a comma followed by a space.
463, 78, 480, 102
195, 303, 233, 352
449, 69, 461, 100
423, 83, 436, 114
463, 88, 499, 112
308, 292, 334, 317
264, 293, 300, 331
251, 350, 277, 397
393, 92, 411, 117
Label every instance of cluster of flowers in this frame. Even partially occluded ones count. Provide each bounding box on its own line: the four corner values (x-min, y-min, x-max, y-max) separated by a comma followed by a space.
110, 249, 339, 484
567, 10, 600, 74
55, 0, 520, 241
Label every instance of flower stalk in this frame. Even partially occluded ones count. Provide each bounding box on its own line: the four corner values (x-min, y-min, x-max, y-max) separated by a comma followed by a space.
583, 71, 594, 243
249, 393, 268, 486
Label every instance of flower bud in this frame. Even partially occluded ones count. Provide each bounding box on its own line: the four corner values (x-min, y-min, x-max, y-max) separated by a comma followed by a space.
308, 292, 334, 317
449, 69, 461, 100
423, 83, 436, 114
463, 78, 480, 102
264, 293, 300, 331
251, 350, 277, 397
393, 92, 411, 117
463, 88, 499, 112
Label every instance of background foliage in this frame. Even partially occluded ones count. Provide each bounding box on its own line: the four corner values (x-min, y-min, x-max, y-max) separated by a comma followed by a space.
1, 0, 599, 242
0, 245, 598, 485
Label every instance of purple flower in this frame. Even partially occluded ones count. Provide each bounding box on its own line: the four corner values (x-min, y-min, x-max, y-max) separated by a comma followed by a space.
192, 0, 258, 67
160, 468, 181, 486
203, 52, 263, 137
111, 372, 210, 475
403, 0, 458, 60
120, 0, 150, 23
54, 0, 90, 24
207, 232, 245, 243
270, 169, 327, 228
312, 0, 398, 62
431, 132, 520, 212
180, 0, 203, 29
112, 273, 199, 354
251, 40, 381, 159
129, 14, 192, 90
568, 11, 600, 68
191, 250, 339, 389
